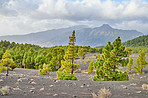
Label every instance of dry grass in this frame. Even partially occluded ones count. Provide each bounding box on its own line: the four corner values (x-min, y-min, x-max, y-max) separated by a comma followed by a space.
0, 85, 10, 95
92, 87, 111, 98
142, 84, 148, 90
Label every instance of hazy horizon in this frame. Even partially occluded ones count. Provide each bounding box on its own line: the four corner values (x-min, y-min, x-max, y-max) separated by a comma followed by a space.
0, 0, 148, 36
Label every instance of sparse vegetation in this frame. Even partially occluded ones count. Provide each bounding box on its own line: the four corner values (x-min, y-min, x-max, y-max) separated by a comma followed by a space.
0, 85, 10, 95
92, 87, 111, 98
142, 84, 148, 90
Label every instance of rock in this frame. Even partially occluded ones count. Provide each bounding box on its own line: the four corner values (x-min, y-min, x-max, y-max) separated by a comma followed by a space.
40, 88, 44, 91
31, 82, 36, 84
13, 87, 21, 91
1, 76, 6, 78
130, 83, 137, 86
0, 79, 3, 82
73, 95, 77, 97
80, 85, 84, 88
19, 74, 23, 77
17, 79, 22, 82
136, 91, 141, 93
53, 94, 58, 96
87, 85, 89, 87
61, 92, 67, 94
122, 86, 127, 89
30, 88, 35, 90
15, 82, 19, 85
140, 77, 143, 79
30, 90, 34, 93
50, 85, 53, 87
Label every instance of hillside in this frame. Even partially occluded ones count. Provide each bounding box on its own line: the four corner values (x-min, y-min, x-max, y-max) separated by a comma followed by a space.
0, 24, 143, 47
122, 35, 148, 47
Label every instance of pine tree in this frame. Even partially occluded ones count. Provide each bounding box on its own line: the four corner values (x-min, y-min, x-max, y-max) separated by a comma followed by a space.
39, 63, 48, 75
126, 55, 133, 73
0, 50, 15, 76
52, 47, 65, 69
93, 37, 129, 81
78, 46, 87, 59
134, 50, 147, 74
56, 30, 79, 80
67, 30, 77, 74
88, 60, 94, 73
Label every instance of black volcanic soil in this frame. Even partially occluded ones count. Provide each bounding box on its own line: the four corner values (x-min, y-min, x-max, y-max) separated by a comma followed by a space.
0, 53, 148, 98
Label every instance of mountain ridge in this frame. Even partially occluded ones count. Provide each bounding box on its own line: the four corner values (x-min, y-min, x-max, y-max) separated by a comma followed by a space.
0, 24, 143, 47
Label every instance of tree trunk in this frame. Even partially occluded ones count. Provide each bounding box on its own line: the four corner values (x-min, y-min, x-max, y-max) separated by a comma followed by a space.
59, 60, 61, 69
71, 58, 74, 74
6, 66, 8, 76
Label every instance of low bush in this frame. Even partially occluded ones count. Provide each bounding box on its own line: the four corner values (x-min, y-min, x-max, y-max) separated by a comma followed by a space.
0, 85, 10, 95
92, 87, 111, 98
57, 71, 77, 80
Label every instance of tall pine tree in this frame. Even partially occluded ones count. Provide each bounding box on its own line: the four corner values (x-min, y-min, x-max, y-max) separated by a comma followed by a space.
67, 30, 77, 74
56, 30, 79, 80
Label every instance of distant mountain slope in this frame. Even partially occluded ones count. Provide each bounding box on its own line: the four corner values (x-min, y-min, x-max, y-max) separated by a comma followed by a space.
0, 24, 143, 47
122, 35, 148, 47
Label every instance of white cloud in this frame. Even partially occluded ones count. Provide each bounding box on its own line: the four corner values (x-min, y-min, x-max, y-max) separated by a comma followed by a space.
0, 0, 148, 36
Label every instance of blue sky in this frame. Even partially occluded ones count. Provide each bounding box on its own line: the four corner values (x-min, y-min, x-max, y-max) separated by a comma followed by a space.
0, 0, 148, 35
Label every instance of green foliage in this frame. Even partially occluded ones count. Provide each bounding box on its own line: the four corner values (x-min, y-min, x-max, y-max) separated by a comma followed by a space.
56, 60, 79, 80
88, 60, 94, 74
56, 31, 79, 80
134, 50, 147, 74
122, 35, 148, 47
126, 47, 132, 55
0, 50, 15, 72
39, 63, 48, 75
0, 40, 98, 71
52, 47, 65, 69
96, 53, 100, 59
78, 46, 88, 59
126, 56, 133, 73
93, 37, 129, 81
57, 71, 77, 80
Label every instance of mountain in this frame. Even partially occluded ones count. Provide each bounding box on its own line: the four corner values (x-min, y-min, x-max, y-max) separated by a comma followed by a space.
122, 35, 148, 47
0, 24, 143, 47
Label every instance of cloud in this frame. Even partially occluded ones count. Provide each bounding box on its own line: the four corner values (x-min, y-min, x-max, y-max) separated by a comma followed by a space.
0, 0, 148, 36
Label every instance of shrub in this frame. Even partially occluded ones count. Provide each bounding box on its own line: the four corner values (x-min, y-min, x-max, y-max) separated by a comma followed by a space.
142, 84, 148, 90
39, 69, 48, 75
56, 60, 78, 80
0, 85, 10, 95
92, 87, 111, 98
88, 60, 94, 73
93, 70, 129, 81
57, 71, 77, 80
39, 63, 48, 75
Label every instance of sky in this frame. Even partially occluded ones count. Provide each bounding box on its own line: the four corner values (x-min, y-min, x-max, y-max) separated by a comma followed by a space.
0, 0, 148, 36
